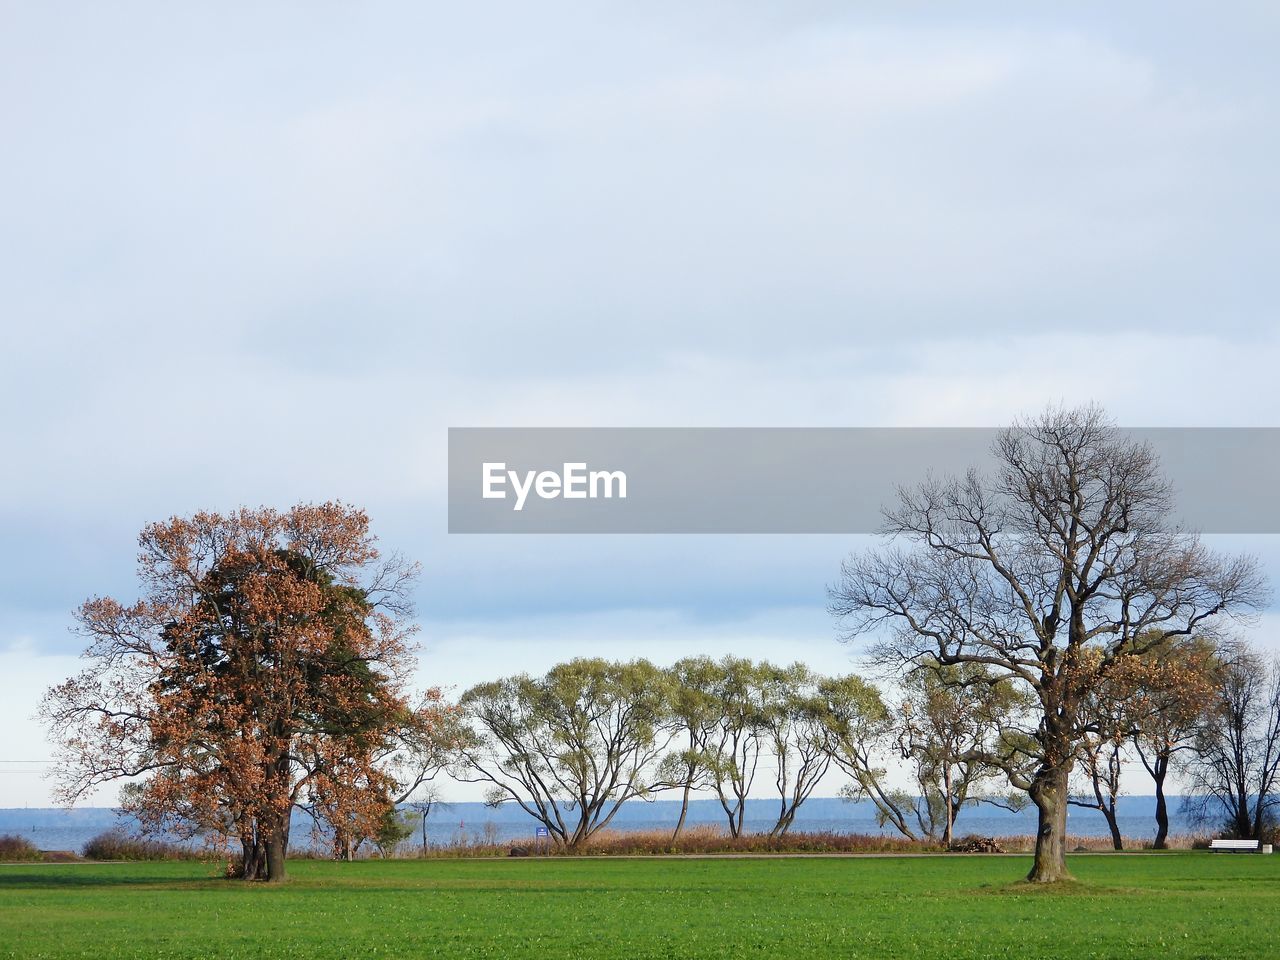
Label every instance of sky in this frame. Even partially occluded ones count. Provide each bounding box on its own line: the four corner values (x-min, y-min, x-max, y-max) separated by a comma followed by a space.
2, 2, 1279, 806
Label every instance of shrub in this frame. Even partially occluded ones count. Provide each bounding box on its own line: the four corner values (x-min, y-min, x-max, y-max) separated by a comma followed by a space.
0, 834, 42, 861
81, 830, 193, 861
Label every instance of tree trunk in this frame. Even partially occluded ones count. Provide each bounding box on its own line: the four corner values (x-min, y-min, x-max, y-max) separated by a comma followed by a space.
672, 781, 691, 840
1152, 756, 1170, 849
265, 836, 287, 883
1104, 802, 1123, 851
264, 814, 290, 883
1026, 765, 1072, 883
1233, 787, 1254, 839
724, 795, 745, 838
240, 835, 265, 881
943, 767, 954, 849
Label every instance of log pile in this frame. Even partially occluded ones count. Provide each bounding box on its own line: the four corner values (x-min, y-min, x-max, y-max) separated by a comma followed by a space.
948, 835, 1005, 853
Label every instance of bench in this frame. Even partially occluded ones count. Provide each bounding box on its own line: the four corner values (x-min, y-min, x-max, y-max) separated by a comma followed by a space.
1209, 839, 1261, 852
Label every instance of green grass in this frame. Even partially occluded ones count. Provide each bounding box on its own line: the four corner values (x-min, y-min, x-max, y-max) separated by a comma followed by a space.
2, 853, 1278, 959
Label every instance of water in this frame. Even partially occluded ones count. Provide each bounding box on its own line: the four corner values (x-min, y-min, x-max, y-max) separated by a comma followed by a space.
0, 797, 1199, 853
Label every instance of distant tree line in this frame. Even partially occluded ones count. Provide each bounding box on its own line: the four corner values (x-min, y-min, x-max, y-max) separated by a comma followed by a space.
454, 655, 1028, 849
450, 636, 1280, 853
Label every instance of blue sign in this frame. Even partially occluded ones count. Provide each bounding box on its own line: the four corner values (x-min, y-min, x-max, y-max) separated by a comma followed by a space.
535, 827, 549, 838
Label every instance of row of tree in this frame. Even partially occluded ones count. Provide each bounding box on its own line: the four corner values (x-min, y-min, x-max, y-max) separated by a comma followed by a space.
451, 640, 1280, 853
39, 406, 1276, 887
456, 657, 1020, 848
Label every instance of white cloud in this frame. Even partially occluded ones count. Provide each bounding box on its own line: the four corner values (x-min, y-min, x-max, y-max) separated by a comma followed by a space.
2, 3, 1280, 807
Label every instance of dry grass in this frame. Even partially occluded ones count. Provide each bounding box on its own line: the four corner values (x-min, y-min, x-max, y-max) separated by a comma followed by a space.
989, 833, 1212, 852
402, 826, 1215, 858
401, 829, 1218, 865
276, 825, 1220, 861
415, 825, 937, 858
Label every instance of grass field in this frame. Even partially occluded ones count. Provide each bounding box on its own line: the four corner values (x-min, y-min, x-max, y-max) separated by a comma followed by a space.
2, 853, 1278, 959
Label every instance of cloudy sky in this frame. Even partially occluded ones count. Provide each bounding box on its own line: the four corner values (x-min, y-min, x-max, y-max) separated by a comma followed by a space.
2, 2, 1279, 805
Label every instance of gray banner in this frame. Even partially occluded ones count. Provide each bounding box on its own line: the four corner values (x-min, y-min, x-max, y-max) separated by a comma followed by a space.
447, 428, 1280, 534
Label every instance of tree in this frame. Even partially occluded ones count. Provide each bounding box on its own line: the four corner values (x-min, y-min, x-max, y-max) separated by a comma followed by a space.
1182, 642, 1280, 841
654, 657, 722, 839
1125, 639, 1218, 848
303, 698, 462, 863
829, 407, 1265, 882
406, 786, 449, 855
701, 657, 769, 837
822, 668, 1023, 846
373, 808, 417, 858
893, 664, 1028, 847
1069, 636, 1218, 850
814, 673, 923, 839
41, 504, 440, 882
458, 659, 671, 848
757, 663, 835, 836
1075, 636, 1218, 849
1068, 724, 1127, 851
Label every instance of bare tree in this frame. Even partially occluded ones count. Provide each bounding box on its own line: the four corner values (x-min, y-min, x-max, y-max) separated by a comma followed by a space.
1182, 642, 1280, 841
830, 406, 1265, 882
406, 786, 449, 855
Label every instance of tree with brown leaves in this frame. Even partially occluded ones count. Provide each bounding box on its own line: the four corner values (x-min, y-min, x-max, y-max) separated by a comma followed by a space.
41, 503, 447, 882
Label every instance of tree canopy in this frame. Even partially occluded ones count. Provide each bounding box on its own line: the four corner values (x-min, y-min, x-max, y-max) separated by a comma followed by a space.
42, 504, 448, 881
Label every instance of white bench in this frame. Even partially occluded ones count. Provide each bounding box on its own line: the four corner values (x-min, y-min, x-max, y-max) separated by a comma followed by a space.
1209, 839, 1261, 852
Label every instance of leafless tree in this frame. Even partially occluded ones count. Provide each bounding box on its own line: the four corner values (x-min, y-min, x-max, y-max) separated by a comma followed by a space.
829, 406, 1265, 882
1182, 642, 1280, 841
406, 786, 449, 855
